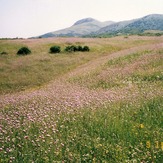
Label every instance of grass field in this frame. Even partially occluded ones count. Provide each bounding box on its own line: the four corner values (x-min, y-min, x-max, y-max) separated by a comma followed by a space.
0, 36, 163, 162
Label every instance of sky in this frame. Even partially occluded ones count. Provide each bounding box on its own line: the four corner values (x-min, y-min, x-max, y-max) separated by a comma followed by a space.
0, 0, 163, 38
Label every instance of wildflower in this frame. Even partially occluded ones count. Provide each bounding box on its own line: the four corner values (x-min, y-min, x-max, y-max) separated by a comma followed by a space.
24, 136, 29, 139
161, 142, 163, 151
139, 124, 144, 129
61, 143, 64, 146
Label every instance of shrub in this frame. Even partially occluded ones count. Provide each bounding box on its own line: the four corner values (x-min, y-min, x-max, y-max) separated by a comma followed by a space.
82, 46, 90, 52
77, 45, 83, 51
65, 45, 90, 53
155, 33, 161, 37
17, 47, 31, 55
65, 45, 77, 52
0, 51, 8, 55
71, 45, 78, 52
50, 46, 61, 53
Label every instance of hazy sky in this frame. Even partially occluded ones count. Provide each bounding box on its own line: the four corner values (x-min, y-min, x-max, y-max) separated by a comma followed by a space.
0, 0, 163, 38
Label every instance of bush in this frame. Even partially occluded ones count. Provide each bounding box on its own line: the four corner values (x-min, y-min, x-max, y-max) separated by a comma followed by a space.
155, 33, 161, 37
77, 46, 83, 51
65, 45, 90, 53
17, 47, 31, 55
65, 45, 76, 52
82, 46, 90, 52
50, 46, 61, 53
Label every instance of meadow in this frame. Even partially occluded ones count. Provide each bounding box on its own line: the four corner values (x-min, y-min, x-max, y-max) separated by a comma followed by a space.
0, 36, 163, 162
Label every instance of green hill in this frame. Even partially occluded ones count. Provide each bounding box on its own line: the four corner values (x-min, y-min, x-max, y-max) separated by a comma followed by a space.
94, 14, 163, 36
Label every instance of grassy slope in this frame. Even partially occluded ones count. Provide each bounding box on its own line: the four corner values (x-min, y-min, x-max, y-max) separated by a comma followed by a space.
0, 36, 161, 94
0, 36, 163, 162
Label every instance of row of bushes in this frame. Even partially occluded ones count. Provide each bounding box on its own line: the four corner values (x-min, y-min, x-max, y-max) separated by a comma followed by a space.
16, 45, 90, 55
49, 45, 90, 53
64, 45, 90, 53
50, 45, 90, 53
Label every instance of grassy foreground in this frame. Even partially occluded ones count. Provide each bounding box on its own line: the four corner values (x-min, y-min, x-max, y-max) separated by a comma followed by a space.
0, 36, 163, 162
1, 98, 163, 162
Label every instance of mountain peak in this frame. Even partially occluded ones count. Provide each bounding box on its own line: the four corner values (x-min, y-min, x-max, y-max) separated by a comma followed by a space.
144, 14, 163, 17
73, 18, 98, 26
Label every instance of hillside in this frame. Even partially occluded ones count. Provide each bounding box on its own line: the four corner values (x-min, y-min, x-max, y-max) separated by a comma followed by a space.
38, 18, 114, 38
121, 14, 163, 34
0, 36, 163, 162
94, 14, 163, 35
95, 19, 136, 35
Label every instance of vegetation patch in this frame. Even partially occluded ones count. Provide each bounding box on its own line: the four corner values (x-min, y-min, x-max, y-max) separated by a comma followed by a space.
92, 80, 121, 89
132, 72, 163, 82
65, 45, 90, 52
107, 50, 152, 67
50, 46, 61, 54
17, 47, 31, 55
0, 51, 8, 55
0, 97, 162, 162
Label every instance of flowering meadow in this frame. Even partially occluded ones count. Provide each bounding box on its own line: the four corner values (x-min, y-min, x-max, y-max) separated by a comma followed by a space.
0, 36, 163, 162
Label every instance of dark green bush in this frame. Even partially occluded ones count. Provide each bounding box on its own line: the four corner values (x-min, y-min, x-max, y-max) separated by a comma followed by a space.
77, 46, 83, 51
65, 45, 76, 52
50, 46, 61, 53
82, 46, 90, 52
17, 47, 31, 55
65, 45, 90, 53
156, 33, 161, 37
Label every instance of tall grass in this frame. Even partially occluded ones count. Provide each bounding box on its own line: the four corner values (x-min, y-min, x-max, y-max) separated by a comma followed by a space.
0, 97, 162, 162
0, 36, 163, 162
69, 48, 163, 91
0, 37, 161, 94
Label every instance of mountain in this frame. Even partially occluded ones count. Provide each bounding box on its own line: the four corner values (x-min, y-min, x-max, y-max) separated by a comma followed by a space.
38, 18, 114, 38
120, 14, 163, 34
94, 14, 163, 35
36, 14, 163, 38
95, 19, 136, 35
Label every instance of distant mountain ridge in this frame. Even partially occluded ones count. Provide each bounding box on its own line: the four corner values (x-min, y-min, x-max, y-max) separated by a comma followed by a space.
95, 19, 136, 35
38, 18, 114, 38
94, 14, 163, 36
36, 14, 163, 38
